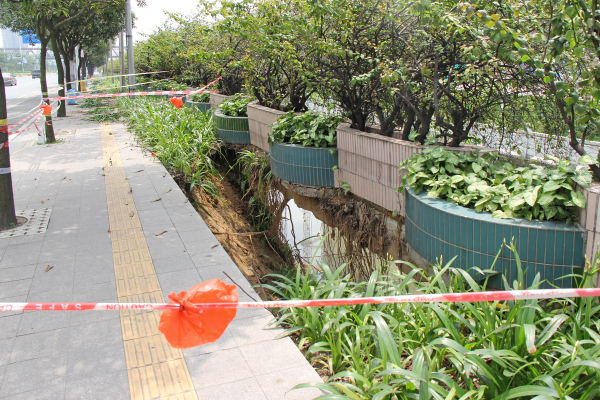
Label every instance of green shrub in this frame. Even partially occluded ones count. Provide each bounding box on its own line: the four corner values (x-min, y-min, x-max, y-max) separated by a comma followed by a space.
150, 81, 187, 91
269, 111, 344, 148
116, 97, 220, 199
218, 94, 254, 117
399, 146, 592, 222
265, 244, 600, 399
190, 92, 211, 103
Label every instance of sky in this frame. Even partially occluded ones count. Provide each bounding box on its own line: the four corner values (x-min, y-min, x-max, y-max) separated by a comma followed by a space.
132, 0, 201, 42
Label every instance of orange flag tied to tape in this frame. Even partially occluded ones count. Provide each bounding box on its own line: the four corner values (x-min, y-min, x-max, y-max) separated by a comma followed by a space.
40, 104, 52, 115
159, 279, 238, 348
169, 97, 183, 109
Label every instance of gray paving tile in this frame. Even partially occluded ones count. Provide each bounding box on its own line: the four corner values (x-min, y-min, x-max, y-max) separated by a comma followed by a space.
27, 287, 74, 303
66, 343, 127, 381
256, 365, 324, 400
186, 348, 254, 390
64, 370, 129, 400
0, 279, 31, 300
0, 354, 67, 397
152, 254, 197, 274
157, 269, 202, 299
0, 383, 64, 400
194, 377, 267, 400
10, 327, 71, 362
29, 272, 74, 294
67, 319, 122, 351
33, 258, 76, 278
0, 242, 43, 267
17, 311, 71, 336
73, 265, 115, 286
228, 314, 281, 347
240, 338, 309, 376
182, 328, 238, 358
0, 337, 15, 366
0, 265, 36, 283
72, 281, 117, 303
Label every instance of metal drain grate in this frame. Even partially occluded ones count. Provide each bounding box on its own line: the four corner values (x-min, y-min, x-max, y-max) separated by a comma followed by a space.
0, 208, 52, 238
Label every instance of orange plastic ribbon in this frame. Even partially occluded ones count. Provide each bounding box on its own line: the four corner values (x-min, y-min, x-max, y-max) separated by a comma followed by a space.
169, 97, 183, 109
158, 279, 238, 349
40, 105, 52, 115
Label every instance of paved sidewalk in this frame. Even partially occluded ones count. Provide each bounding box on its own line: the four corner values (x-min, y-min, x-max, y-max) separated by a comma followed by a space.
0, 107, 322, 399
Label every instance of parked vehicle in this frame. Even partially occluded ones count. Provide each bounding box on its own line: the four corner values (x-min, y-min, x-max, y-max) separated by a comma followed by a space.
2, 73, 17, 86
31, 70, 40, 79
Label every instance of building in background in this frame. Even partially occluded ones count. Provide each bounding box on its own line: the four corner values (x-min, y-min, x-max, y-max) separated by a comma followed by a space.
1, 29, 52, 72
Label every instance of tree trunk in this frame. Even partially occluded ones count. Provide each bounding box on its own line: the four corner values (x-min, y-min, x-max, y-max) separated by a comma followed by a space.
401, 107, 415, 140
64, 57, 72, 91
51, 36, 66, 118
0, 66, 18, 230
40, 40, 56, 143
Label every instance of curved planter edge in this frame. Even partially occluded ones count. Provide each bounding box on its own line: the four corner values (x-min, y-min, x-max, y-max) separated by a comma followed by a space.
269, 142, 337, 187
214, 109, 250, 144
404, 189, 585, 289
186, 100, 211, 112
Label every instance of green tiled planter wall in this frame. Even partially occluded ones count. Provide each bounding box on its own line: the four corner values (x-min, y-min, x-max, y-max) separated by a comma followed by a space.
405, 190, 585, 289
214, 109, 251, 144
270, 143, 337, 187
186, 100, 210, 112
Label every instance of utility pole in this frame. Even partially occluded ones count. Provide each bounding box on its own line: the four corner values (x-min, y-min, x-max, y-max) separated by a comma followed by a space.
125, 0, 135, 95
119, 31, 125, 91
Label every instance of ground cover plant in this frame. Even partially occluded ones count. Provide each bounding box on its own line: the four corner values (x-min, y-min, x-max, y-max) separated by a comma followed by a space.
264, 245, 600, 399
399, 147, 592, 222
116, 96, 221, 197
269, 111, 345, 148
189, 92, 211, 103
218, 94, 255, 117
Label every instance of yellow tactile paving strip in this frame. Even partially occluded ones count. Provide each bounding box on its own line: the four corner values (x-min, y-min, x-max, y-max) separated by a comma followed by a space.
101, 124, 198, 400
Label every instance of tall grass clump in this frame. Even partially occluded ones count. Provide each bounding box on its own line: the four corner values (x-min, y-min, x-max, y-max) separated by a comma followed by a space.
117, 96, 221, 197
264, 243, 600, 399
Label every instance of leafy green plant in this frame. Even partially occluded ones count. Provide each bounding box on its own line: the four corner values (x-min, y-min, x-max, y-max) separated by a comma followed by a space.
399, 146, 592, 222
87, 112, 120, 121
231, 149, 273, 231
116, 96, 221, 197
218, 94, 255, 117
269, 111, 344, 148
150, 80, 187, 91
264, 244, 600, 400
79, 97, 104, 108
189, 92, 211, 103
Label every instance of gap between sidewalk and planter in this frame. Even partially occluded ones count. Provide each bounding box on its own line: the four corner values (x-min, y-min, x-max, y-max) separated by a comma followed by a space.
186, 100, 211, 112
214, 109, 251, 144
270, 142, 338, 187
405, 189, 585, 290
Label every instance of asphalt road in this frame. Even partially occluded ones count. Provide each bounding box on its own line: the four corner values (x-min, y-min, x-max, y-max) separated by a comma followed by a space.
5, 73, 59, 154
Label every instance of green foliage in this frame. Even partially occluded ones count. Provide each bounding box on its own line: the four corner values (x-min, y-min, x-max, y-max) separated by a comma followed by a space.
400, 147, 591, 222
87, 111, 120, 121
265, 244, 600, 399
189, 92, 210, 103
218, 93, 254, 117
269, 111, 344, 148
231, 149, 273, 231
150, 80, 187, 91
116, 96, 221, 196
79, 97, 104, 108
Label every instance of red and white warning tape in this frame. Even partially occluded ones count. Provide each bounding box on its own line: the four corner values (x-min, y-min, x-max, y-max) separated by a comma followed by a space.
6, 99, 45, 123
8, 111, 44, 137
1, 288, 599, 311
47, 76, 221, 102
